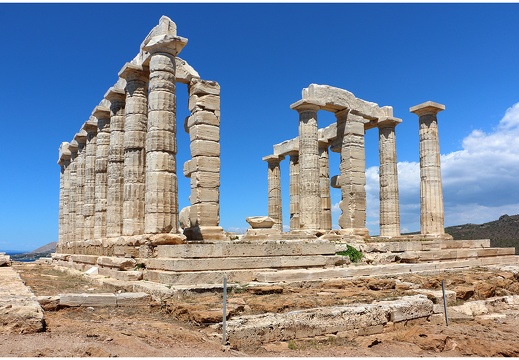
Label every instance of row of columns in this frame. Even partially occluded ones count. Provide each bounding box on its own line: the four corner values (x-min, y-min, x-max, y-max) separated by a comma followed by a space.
58, 23, 225, 246
264, 100, 445, 238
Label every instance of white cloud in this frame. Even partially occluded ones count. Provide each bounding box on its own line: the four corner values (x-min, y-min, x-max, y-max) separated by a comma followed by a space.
363, 102, 519, 234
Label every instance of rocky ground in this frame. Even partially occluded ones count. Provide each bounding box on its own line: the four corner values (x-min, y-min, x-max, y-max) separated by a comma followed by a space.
2, 262, 519, 357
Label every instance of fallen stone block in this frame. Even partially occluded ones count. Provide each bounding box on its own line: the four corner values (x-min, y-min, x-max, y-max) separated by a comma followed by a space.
115, 292, 151, 306
59, 293, 117, 307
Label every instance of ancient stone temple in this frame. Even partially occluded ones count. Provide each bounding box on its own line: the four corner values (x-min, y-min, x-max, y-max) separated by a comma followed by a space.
56, 16, 226, 258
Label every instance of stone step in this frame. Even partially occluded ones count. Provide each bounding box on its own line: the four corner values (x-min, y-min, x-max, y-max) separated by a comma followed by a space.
143, 268, 265, 285
400, 247, 515, 263
253, 255, 519, 283
156, 239, 336, 258
145, 254, 342, 272
361, 239, 491, 253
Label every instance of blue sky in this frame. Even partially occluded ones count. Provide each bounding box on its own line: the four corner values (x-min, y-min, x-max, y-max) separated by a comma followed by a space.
1, 3, 519, 251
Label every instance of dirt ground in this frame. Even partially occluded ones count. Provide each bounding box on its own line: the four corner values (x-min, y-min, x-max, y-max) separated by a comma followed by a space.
2, 262, 519, 357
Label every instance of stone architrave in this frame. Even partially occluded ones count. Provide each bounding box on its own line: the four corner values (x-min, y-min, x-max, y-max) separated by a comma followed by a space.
105, 88, 126, 238
142, 32, 187, 234
67, 140, 79, 243
119, 63, 149, 236
335, 109, 369, 237
57, 142, 71, 244
290, 101, 321, 231
378, 117, 401, 237
73, 130, 87, 243
184, 79, 225, 240
93, 106, 111, 240
318, 141, 332, 231
288, 151, 300, 230
82, 118, 98, 241
262, 155, 285, 232
410, 101, 446, 235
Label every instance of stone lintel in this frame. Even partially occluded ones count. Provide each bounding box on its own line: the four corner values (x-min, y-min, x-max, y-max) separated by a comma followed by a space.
318, 139, 330, 148
142, 34, 188, 56
92, 106, 111, 120
262, 154, 285, 164
118, 63, 148, 81
377, 116, 402, 128
74, 129, 88, 144
410, 101, 445, 117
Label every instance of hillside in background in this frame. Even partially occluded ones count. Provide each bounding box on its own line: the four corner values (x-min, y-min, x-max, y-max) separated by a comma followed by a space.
10, 241, 56, 262
446, 214, 519, 254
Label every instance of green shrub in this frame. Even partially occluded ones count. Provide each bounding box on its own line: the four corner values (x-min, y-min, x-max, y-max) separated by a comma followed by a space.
337, 245, 363, 263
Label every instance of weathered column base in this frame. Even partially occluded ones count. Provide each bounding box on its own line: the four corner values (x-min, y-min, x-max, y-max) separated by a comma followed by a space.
184, 225, 226, 241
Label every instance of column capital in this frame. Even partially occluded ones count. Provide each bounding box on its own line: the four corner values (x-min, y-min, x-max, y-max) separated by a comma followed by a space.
68, 139, 78, 154
118, 63, 148, 82
74, 129, 88, 145
92, 105, 111, 120
57, 142, 71, 165
82, 117, 98, 133
410, 101, 445, 117
104, 87, 126, 103
290, 100, 322, 113
262, 154, 285, 164
377, 116, 402, 129
142, 34, 188, 57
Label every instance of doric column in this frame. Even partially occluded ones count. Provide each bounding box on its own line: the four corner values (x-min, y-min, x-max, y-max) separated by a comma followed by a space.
184, 79, 225, 240
318, 141, 332, 231
288, 151, 300, 230
57, 142, 71, 244
378, 117, 402, 237
74, 130, 87, 243
410, 101, 446, 235
93, 106, 111, 240
290, 101, 321, 230
335, 109, 369, 237
262, 155, 285, 232
82, 118, 98, 241
142, 33, 187, 234
67, 140, 79, 243
119, 63, 149, 236
104, 87, 126, 238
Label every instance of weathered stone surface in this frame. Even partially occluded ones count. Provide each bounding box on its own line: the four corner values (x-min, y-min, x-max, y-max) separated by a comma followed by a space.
0, 267, 45, 334
115, 292, 151, 306
179, 206, 191, 229
148, 233, 186, 245
0, 255, 11, 267
60, 293, 117, 307
185, 110, 220, 128
246, 216, 275, 229
97, 256, 137, 270
183, 156, 220, 177
189, 124, 220, 142
188, 94, 220, 112
263, 156, 284, 231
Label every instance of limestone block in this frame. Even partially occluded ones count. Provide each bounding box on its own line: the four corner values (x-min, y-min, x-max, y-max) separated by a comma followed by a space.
189, 203, 219, 226
188, 94, 220, 112
123, 130, 146, 149
189, 187, 219, 204
0, 255, 11, 267
115, 292, 151, 306
96, 256, 136, 271
146, 151, 176, 172
190, 171, 220, 188
146, 129, 176, 153
59, 293, 117, 307
183, 156, 220, 177
189, 124, 220, 142
179, 206, 191, 229
190, 139, 220, 157
189, 79, 220, 96
184, 225, 226, 241
246, 216, 275, 229
148, 233, 186, 246
147, 90, 176, 114
175, 57, 200, 84
186, 110, 220, 128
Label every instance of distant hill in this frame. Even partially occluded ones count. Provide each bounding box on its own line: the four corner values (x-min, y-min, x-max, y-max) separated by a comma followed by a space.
10, 241, 57, 262
445, 214, 519, 254
29, 242, 57, 254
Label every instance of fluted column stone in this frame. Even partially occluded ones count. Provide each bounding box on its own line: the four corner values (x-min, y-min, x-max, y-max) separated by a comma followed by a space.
119, 63, 149, 236
291, 101, 321, 231
142, 34, 187, 234
82, 118, 98, 241
105, 88, 126, 238
335, 109, 369, 237
410, 101, 446, 235
67, 140, 79, 243
263, 155, 284, 231
93, 106, 111, 240
57, 142, 71, 244
378, 117, 401, 237
288, 151, 300, 231
74, 130, 87, 243
318, 141, 332, 231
